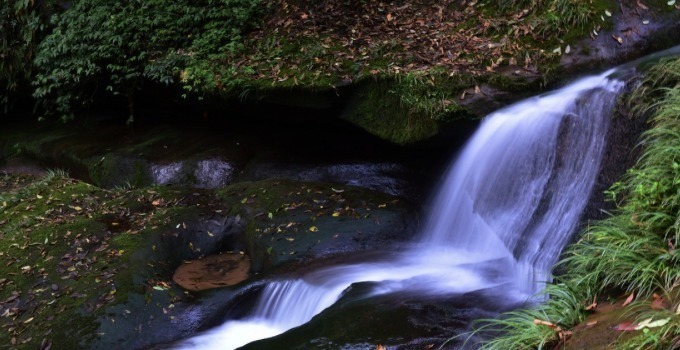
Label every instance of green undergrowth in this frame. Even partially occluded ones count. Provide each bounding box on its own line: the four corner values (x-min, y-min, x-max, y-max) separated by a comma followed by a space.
474, 57, 680, 349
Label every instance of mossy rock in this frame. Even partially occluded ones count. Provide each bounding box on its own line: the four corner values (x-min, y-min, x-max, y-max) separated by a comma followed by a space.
0, 122, 240, 189
216, 179, 419, 273
0, 174, 243, 349
340, 79, 441, 145
0, 173, 417, 349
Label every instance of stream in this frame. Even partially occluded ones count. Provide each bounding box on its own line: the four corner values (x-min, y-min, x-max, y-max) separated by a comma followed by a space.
164, 66, 627, 350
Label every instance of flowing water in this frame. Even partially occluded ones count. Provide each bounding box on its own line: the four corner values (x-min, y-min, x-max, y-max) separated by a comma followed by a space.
170, 69, 626, 350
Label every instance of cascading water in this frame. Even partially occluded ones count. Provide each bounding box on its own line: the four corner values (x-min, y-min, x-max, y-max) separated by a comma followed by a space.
170, 69, 625, 350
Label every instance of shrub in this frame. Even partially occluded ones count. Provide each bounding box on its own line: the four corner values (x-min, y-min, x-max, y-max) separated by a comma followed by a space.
32, 0, 262, 122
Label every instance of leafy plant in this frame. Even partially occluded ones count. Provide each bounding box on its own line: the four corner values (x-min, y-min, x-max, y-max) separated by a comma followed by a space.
32, 0, 262, 122
0, 0, 61, 112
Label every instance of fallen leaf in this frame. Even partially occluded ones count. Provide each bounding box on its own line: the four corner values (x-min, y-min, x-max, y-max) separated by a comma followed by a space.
612, 35, 623, 44
386, 13, 393, 22
533, 319, 556, 328
586, 320, 598, 328
151, 200, 161, 206
668, 0, 676, 5
309, 226, 319, 232
622, 292, 635, 306
611, 321, 638, 331
637, 0, 649, 9
585, 295, 597, 311
651, 294, 667, 310
636, 317, 670, 329
605, 10, 612, 16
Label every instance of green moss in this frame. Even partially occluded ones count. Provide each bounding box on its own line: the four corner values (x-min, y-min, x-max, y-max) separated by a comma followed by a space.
341, 79, 440, 145
0, 173, 211, 349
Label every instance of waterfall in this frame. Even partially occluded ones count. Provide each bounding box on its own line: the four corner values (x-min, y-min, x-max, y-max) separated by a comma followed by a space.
171, 69, 625, 350
420, 72, 624, 291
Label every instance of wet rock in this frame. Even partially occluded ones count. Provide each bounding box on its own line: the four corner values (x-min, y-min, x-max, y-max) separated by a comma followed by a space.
240, 285, 522, 350
83, 179, 418, 350
150, 158, 236, 189
238, 161, 413, 198
217, 179, 420, 273
0, 156, 47, 177
561, 2, 680, 73
88, 214, 249, 350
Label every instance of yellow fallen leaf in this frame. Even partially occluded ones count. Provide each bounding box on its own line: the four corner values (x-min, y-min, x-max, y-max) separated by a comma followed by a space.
533, 319, 557, 328
309, 226, 319, 232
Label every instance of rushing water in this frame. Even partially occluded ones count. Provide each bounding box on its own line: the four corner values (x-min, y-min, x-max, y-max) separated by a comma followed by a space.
170, 69, 625, 350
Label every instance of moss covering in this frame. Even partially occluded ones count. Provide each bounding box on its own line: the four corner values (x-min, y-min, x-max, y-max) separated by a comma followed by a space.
0, 172, 207, 349
341, 79, 441, 145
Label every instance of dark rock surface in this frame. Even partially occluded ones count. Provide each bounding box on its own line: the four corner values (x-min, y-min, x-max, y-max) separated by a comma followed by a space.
76, 179, 419, 350
561, 2, 680, 73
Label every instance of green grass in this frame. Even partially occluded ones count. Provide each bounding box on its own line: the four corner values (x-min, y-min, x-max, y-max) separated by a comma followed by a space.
473, 56, 680, 350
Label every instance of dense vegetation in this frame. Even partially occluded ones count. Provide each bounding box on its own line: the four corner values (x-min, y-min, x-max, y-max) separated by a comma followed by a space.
2, 0, 262, 121
476, 57, 680, 350
2, 0, 619, 125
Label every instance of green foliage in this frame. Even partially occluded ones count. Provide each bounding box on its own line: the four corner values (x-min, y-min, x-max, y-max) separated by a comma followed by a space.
32, 0, 261, 122
0, 0, 60, 111
473, 283, 589, 350
489, 0, 596, 31
390, 72, 460, 120
475, 57, 680, 350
